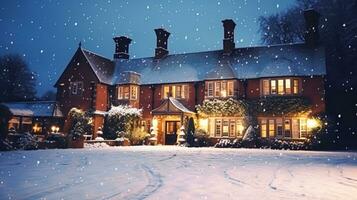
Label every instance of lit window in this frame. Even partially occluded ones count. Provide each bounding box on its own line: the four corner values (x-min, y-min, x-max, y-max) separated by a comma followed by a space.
270, 80, 277, 94
182, 85, 188, 99
278, 79, 284, 95
236, 120, 244, 137
229, 120, 236, 137
130, 86, 138, 100
124, 87, 130, 99
176, 85, 182, 98
222, 120, 229, 137
285, 79, 291, 94
262, 80, 270, 95
221, 82, 227, 97
228, 81, 234, 96
164, 86, 170, 98
215, 120, 221, 137
207, 82, 214, 97
215, 82, 221, 97
300, 118, 307, 138
293, 79, 299, 94
118, 87, 123, 99
284, 119, 291, 137
269, 119, 275, 137
261, 119, 267, 138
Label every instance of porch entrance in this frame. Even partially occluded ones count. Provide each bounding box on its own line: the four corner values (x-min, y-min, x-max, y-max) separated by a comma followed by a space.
165, 121, 180, 145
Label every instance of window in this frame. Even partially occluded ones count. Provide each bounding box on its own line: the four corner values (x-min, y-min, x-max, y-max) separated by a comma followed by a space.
222, 120, 229, 137
284, 119, 291, 137
269, 119, 275, 137
278, 79, 284, 95
263, 80, 270, 96
221, 82, 227, 97
300, 119, 307, 138
293, 79, 299, 94
215, 120, 222, 137
163, 85, 188, 99
118, 85, 138, 100
215, 82, 221, 97
276, 118, 283, 137
70, 81, 83, 95
124, 87, 130, 99
285, 79, 291, 94
236, 120, 244, 137
207, 82, 214, 97
228, 81, 234, 96
229, 120, 236, 137
270, 80, 277, 94
131, 86, 138, 100
261, 119, 267, 138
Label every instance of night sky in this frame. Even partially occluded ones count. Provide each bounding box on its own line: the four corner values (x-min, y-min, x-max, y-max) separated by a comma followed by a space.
0, 0, 295, 96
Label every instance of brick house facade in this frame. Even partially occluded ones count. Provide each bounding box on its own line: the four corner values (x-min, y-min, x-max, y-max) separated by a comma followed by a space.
55, 9, 326, 144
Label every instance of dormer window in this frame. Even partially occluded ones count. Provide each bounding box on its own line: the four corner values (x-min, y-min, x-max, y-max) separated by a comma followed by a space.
118, 85, 138, 100
261, 78, 300, 96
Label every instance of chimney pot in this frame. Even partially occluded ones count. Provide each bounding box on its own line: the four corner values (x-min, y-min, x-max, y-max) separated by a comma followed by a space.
154, 28, 170, 59
222, 19, 236, 54
113, 36, 132, 59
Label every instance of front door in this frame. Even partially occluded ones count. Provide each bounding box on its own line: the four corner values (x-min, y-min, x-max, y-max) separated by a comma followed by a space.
165, 121, 180, 145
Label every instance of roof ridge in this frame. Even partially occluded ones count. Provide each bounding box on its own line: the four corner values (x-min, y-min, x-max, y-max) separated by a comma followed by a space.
81, 48, 112, 61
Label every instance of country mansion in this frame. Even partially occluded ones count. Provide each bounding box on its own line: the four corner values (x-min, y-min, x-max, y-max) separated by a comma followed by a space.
4, 9, 326, 145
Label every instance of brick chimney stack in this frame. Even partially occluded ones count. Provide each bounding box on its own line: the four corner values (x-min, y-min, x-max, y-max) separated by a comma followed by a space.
304, 9, 320, 47
113, 36, 132, 59
222, 19, 236, 55
154, 28, 170, 59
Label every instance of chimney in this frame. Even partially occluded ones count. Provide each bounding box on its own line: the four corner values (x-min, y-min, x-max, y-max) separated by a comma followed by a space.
154, 28, 170, 59
113, 36, 132, 59
304, 9, 320, 47
222, 19, 236, 54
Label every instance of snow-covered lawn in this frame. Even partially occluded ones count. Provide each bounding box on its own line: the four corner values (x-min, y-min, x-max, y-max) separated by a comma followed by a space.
1, 146, 357, 200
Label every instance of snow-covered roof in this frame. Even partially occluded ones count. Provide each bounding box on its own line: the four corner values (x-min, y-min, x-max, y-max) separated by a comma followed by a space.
151, 97, 195, 115
1, 101, 63, 117
80, 43, 326, 85
81, 49, 115, 85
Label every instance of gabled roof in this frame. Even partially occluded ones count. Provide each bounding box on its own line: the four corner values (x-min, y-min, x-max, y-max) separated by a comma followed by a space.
151, 97, 195, 115
114, 43, 326, 85
81, 49, 115, 85
1, 101, 63, 117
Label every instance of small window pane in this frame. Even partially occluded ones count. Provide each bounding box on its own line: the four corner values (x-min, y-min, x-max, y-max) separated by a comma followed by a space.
229, 120, 236, 137
215, 120, 221, 137
208, 82, 214, 97
271, 80, 277, 94
228, 81, 234, 96
285, 79, 291, 94
269, 119, 275, 137
222, 120, 229, 137
284, 119, 291, 137
293, 79, 299, 94
215, 82, 221, 97
278, 80, 284, 95
164, 86, 170, 98
221, 82, 227, 97
263, 80, 270, 95
261, 119, 267, 138
276, 118, 283, 137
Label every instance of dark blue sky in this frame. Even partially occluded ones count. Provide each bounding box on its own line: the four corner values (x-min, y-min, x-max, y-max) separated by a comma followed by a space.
0, 0, 295, 95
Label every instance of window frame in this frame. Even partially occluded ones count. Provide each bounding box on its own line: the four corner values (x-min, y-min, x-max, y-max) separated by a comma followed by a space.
70, 81, 83, 95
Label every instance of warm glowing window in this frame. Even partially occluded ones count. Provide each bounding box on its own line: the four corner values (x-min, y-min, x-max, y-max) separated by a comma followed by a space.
278, 79, 284, 95
221, 82, 227, 97
263, 80, 270, 96
293, 79, 299, 94
70, 81, 83, 95
285, 79, 291, 94
163, 85, 188, 99
124, 87, 130, 99
130, 86, 138, 100
215, 82, 221, 97
215, 120, 221, 137
207, 82, 214, 97
229, 120, 236, 137
300, 119, 307, 138
261, 119, 267, 138
269, 119, 275, 137
236, 120, 244, 137
284, 119, 291, 137
228, 81, 234, 96
222, 120, 229, 137
270, 80, 277, 94
118, 87, 123, 99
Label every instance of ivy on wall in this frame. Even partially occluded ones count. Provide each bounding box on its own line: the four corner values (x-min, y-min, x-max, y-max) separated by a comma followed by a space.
196, 98, 248, 117
250, 96, 312, 116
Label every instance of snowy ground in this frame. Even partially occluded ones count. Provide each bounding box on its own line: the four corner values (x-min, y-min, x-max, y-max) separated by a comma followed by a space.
1, 146, 357, 200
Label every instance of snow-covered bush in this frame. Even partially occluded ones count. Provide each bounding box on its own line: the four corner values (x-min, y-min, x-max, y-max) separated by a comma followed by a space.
257, 138, 308, 150
215, 139, 242, 148
103, 105, 142, 140
67, 108, 93, 140
125, 127, 148, 145
14, 133, 38, 150
193, 129, 212, 147
196, 98, 247, 117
